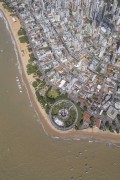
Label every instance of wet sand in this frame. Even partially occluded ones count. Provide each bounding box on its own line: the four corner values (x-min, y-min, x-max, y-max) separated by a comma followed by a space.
0, 2, 120, 144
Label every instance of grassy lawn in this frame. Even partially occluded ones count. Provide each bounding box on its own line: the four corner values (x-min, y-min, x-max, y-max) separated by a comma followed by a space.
57, 93, 69, 101
66, 119, 72, 127
47, 88, 60, 99
75, 103, 84, 128
51, 106, 59, 115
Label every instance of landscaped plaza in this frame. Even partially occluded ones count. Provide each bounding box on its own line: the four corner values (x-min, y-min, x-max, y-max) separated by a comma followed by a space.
49, 100, 78, 130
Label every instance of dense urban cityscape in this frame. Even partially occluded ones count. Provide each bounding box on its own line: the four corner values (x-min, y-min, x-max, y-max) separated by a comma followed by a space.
2, 0, 120, 132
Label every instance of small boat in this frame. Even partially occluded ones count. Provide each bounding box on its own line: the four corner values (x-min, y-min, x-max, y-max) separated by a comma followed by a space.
89, 140, 93, 143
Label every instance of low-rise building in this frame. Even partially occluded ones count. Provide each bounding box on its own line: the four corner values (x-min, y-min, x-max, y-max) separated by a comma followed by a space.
107, 106, 118, 120
95, 119, 101, 129
83, 112, 91, 128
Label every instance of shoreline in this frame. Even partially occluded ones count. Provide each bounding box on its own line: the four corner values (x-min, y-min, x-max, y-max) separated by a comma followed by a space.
0, 3, 120, 144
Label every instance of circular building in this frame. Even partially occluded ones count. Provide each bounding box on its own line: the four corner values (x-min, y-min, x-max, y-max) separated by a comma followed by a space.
115, 102, 120, 110
49, 100, 78, 131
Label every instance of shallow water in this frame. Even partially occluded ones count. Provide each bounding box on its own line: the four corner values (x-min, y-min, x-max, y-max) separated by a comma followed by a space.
0, 14, 120, 180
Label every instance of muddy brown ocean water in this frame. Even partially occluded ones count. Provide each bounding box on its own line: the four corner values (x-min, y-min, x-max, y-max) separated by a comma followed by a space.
0, 15, 120, 180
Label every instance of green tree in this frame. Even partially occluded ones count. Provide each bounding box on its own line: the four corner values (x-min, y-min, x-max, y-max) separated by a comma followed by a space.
32, 81, 38, 88
89, 116, 95, 128
51, 107, 58, 115
18, 28, 26, 36
26, 64, 39, 75
29, 53, 37, 63
112, 120, 116, 126
105, 121, 110, 128
2, 2, 13, 12
66, 119, 72, 127
117, 114, 120, 122
19, 36, 29, 43
103, 111, 107, 116
75, 125, 79, 130
115, 128, 119, 134
83, 105, 87, 111
109, 126, 114, 133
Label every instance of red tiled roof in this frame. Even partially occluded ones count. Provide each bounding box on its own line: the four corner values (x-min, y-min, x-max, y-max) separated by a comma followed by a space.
83, 112, 91, 123
95, 119, 101, 128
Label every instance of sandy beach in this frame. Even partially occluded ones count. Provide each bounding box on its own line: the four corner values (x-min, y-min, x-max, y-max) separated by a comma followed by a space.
0, 3, 120, 144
